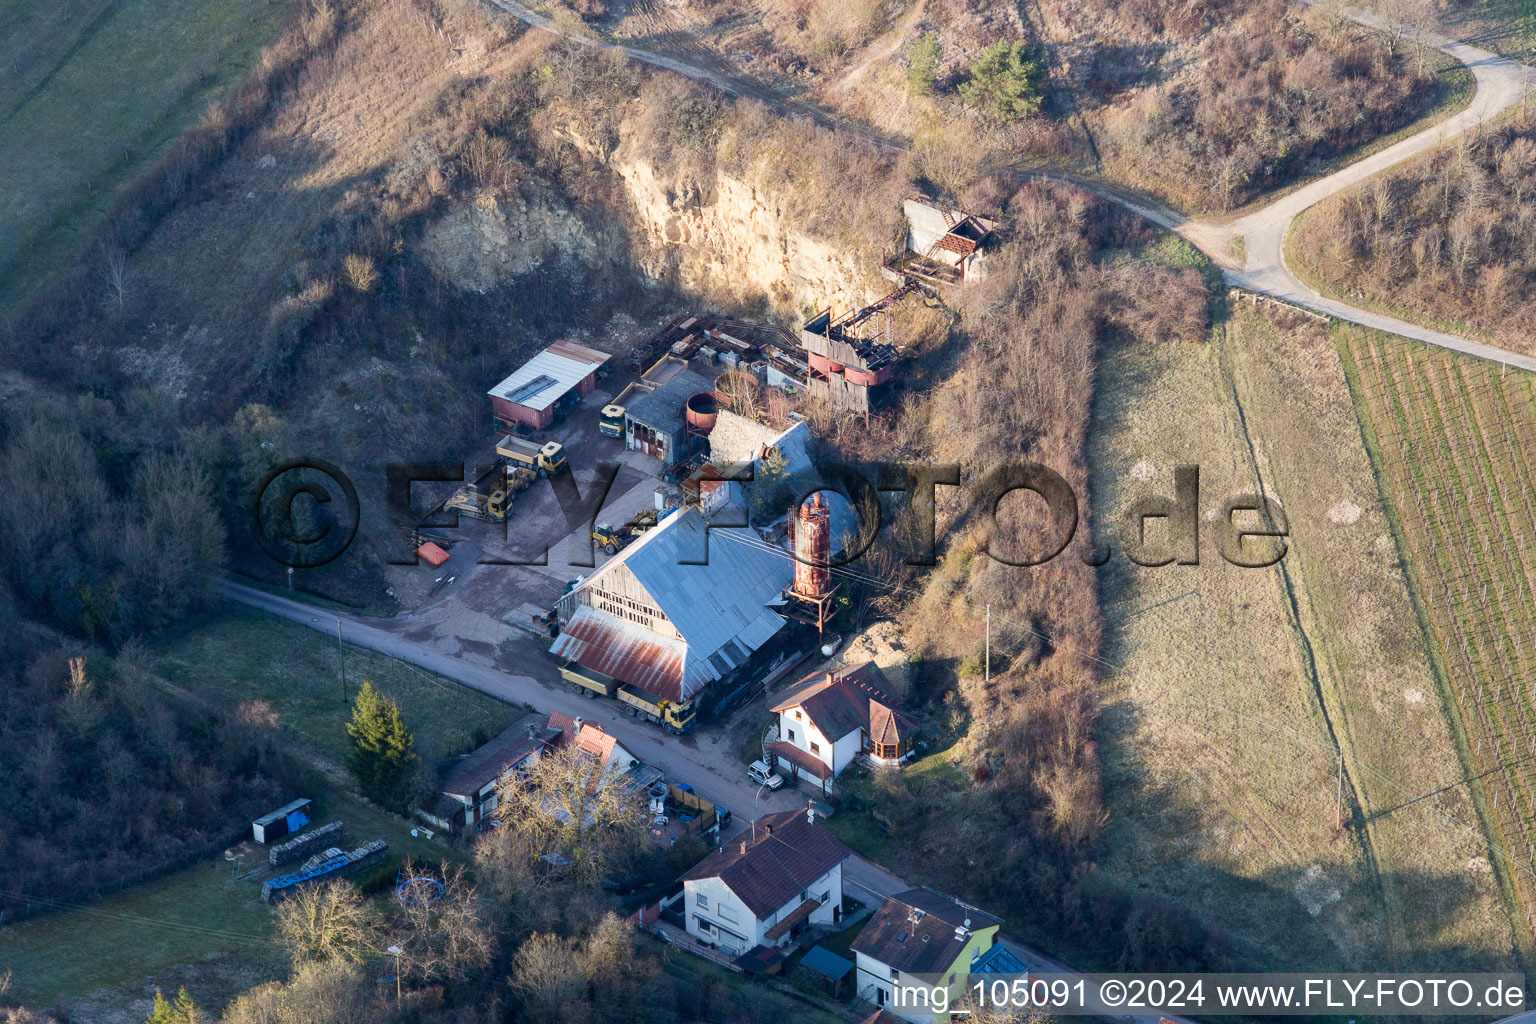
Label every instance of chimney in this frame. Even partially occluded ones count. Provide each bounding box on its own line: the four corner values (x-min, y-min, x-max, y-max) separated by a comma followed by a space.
574, 717, 583, 733
764, 823, 773, 837
740, 841, 748, 854
527, 724, 537, 739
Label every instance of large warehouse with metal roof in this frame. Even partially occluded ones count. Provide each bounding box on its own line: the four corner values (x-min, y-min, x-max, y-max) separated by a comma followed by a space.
487, 340, 611, 431
549, 505, 794, 705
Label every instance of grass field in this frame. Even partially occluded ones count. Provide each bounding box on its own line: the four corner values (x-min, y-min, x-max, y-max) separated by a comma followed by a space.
1341, 326, 1536, 946
1087, 304, 1517, 969
155, 605, 523, 772
0, 0, 288, 312
0, 777, 453, 1016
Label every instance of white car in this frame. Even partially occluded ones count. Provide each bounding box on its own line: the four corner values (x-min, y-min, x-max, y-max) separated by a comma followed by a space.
748, 760, 784, 790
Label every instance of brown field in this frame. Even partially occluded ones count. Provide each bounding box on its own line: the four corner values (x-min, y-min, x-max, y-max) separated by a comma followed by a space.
1090, 305, 1518, 969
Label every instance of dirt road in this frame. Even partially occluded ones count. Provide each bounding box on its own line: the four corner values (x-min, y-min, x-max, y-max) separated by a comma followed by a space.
482, 0, 1536, 365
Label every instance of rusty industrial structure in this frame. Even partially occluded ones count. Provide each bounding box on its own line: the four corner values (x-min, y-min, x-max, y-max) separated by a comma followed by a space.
783, 493, 840, 637
883, 198, 996, 287
800, 282, 917, 418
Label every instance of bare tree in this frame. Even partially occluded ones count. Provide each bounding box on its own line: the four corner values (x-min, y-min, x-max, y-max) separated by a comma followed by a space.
480, 743, 647, 888
510, 932, 587, 1024
274, 881, 376, 966
101, 246, 129, 314
388, 862, 497, 987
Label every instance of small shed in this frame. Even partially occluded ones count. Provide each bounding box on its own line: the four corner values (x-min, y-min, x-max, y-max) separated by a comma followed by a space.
624, 368, 714, 465
253, 797, 312, 844
488, 340, 611, 432
800, 945, 854, 996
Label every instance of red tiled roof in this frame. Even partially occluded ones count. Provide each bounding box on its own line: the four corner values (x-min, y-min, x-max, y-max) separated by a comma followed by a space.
766, 740, 834, 780
770, 662, 909, 742
859, 1012, 902, 1024
681, 810, 850, 918
869, 698, 917, 747
548, 711, 623, 763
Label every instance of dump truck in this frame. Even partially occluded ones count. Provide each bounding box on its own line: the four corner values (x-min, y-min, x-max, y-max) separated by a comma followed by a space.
444, 483, 510, 522
497, 435, 568, 475
558, 661, 697, 733
599, 404, 625, 439
591, 509, 659, 555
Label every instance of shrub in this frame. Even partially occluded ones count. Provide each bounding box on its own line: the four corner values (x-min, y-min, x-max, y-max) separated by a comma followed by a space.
342, 253, 378, 293
958, 41, 1045, 122
907, 31, 941, 97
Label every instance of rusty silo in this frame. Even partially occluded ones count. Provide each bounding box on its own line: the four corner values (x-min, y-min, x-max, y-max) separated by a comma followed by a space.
793, 493, 832, 598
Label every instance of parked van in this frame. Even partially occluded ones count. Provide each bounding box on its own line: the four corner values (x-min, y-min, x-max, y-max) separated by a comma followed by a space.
748, 761, 784, 790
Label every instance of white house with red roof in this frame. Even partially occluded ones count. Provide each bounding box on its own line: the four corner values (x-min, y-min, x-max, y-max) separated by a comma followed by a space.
547, 711, 636, 771
767, 662, 918, 790
680, 807, 850, 955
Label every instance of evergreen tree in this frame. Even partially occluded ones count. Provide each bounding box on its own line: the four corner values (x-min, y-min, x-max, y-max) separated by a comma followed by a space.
907, 32, 941, 96
146, 989, 174, 1024
345, 681, 419, 809
958, 40, 1045, 122
146, 986, 201, 1024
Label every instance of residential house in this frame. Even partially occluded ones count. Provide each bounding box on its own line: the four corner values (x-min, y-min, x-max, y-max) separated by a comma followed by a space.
680, 808, 850, 955
439, 712, 560, 829
547, 710, 637, 771
487, 340, 610, 431
550, 505, 792, 708
767, 662, 918, 789
851, 888, 1003, 1022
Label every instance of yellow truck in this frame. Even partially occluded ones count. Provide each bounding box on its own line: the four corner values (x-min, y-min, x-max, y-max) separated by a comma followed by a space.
497, 435, 568, 475
558, 661, 697, 734
444, 483, 511, 522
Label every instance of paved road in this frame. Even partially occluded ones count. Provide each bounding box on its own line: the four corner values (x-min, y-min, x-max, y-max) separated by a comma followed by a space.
482, 0, 1536, 367
1219, 6, 1536, 367
220, 581, 804, 823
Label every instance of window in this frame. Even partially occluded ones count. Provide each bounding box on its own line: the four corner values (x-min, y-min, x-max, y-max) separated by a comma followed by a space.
718, 904, 737, 923
810, 741, 820, 754
695, 916, 715, 934
818, 891, 830, 904
787, 729, 796, 742
696, 893, 708, 909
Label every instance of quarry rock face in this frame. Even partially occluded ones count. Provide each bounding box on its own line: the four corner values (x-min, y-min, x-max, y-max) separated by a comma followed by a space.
611, 155, 875, 314
416, 152, 875, 314
417, 189, 603, 293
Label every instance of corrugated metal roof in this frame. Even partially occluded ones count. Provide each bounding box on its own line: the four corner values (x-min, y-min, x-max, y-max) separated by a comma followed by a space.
625, 369, 715, 436
487, 342, 611, 411
550, 606, 687, 701
553, 506, 793, 701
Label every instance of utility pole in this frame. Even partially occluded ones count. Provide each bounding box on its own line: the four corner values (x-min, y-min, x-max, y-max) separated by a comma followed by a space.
985, 604, 991, 684
337, 619, 348, 706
